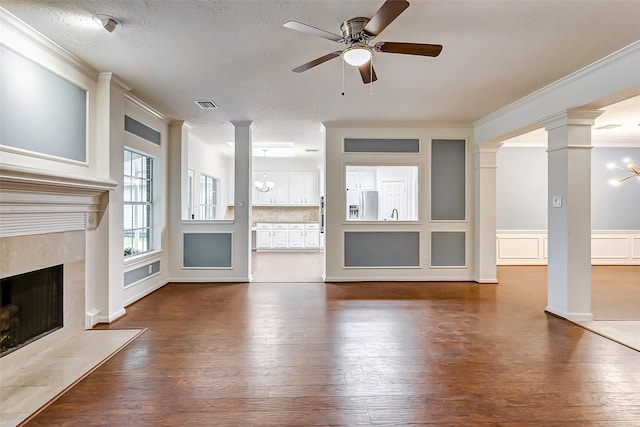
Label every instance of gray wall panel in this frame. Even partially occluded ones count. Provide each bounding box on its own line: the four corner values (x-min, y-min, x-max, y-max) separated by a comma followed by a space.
344, 232, 419, 267
183, 233, 232, 268
1, 46, 86, 162
431, 232, 465, 266
344, 138, 420, 153
431, 139, 466, 220
125, 115, 161, 145
124, 261, 160, 287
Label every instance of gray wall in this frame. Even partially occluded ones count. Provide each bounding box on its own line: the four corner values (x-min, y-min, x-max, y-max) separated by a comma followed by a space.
497, 146, 640, 230
1, 45, 87, 162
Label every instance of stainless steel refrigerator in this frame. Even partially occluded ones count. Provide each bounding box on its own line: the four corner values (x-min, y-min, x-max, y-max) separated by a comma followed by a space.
347, 189, 378, 220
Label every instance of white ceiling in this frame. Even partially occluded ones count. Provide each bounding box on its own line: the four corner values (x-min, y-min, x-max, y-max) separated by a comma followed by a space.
3, 0, 640, 157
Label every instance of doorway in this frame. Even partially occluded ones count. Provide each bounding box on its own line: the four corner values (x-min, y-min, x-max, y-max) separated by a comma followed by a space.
251, 251, 323, 282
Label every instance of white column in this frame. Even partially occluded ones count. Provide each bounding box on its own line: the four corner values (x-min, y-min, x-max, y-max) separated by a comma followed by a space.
230, 121, 253, 280
541, 109, 602, 321
167, 120, 189, 277
474, 145, 499, 283
91, 72, 128, 324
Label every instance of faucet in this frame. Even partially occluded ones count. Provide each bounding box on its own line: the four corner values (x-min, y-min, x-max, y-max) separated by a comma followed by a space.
391, 208, 399, 220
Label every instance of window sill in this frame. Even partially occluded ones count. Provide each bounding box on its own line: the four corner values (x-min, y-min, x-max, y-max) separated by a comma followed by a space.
124, 249, 162, 271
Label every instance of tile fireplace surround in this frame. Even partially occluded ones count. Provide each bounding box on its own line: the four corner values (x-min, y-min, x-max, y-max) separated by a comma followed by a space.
0, 165, 117, 386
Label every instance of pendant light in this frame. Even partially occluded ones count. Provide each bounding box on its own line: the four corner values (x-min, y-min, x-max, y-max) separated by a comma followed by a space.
254, 149, 275, 192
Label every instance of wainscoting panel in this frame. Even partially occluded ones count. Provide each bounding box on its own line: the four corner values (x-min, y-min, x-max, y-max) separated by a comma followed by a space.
497, 231, 640, 265
633, 237, 640, 259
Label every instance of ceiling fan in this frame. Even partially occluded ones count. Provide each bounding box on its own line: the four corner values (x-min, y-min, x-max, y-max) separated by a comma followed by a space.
284, 0, 442, 84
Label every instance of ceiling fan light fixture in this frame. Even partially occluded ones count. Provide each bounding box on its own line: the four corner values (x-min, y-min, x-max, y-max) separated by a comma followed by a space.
343, 44, 372, 66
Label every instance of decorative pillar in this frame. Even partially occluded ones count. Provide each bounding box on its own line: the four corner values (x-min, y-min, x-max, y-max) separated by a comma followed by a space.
230, 121, 253, 280
474, 145, 499, 283
541, 109, 603, 321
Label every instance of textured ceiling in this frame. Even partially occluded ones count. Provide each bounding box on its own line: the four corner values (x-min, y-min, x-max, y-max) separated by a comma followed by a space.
3, 0, 640, 157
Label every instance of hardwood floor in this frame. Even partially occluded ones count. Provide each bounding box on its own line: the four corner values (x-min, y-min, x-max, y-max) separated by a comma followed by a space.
25, 266, 640, 426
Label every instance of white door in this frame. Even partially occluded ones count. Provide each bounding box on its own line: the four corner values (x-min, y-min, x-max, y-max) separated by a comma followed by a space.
382, 181, 407, 220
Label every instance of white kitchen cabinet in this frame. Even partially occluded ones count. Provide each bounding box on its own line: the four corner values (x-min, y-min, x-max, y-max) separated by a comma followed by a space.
346, 170, 375, 190
302, 172, 319, 205
288, 173, 305, 206
304, 223, 320, 248
288, 224, 305, 248
255, 223, 272, 249
271, 224, 289, 248
282, 171, 319, 206
254, 223, 321, 251
253, 170, 318, 206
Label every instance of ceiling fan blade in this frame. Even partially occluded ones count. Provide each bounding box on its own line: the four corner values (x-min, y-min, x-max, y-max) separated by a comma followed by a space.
358, 63, 378, 84
284, 20, 343, 42
292, 51, 342, 73
363, 0, 410, 37
375, 42, 443, 57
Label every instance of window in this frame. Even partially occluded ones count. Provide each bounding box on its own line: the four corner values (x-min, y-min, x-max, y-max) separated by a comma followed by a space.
124, 149, 153, 257
345, 165, 419, 221
187, 169, 194, 220
200, 173, 218, 220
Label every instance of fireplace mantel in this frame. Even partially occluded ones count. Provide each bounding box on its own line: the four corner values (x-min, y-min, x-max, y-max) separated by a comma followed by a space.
0, 165, 117, 238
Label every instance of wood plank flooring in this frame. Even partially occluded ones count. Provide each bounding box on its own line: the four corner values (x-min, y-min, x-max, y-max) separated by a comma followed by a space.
24, 266, 640, 426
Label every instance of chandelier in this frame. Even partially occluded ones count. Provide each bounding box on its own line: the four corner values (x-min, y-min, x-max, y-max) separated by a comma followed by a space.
607, 157, 640, 186
254, 149, 275, 193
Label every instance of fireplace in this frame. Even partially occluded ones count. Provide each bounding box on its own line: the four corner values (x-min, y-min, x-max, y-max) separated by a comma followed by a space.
1, 265, 64, 357
0, 164, 116, 370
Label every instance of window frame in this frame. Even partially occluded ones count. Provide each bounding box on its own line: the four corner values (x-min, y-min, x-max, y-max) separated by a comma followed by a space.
200, 173, 219, 220
123, 148, 153, 257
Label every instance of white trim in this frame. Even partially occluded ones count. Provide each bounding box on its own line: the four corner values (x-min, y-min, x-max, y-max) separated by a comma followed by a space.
0, 165, 117, 237
497, 230, 640, 265
0, 8, 99, 79
324, 275, 475, 282
96, 308, 127, 325
475, 41, 640, 128
169, 277, 250, 283
123, 279, 168, 307
124, 92, 167, 122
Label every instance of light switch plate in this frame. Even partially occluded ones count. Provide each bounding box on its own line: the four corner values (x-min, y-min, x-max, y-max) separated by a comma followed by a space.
552, 196, 562, 208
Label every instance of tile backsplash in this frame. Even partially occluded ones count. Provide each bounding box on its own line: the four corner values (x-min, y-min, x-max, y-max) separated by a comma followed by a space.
252, 206, 319, 224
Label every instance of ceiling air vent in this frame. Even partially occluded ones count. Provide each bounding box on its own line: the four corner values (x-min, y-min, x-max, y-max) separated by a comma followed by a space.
305, 148, 320, 152
596, 124, 621, 130
195, 100, 219, 110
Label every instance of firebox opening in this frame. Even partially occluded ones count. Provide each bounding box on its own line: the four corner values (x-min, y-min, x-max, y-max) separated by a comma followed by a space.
1, 264, 63, 357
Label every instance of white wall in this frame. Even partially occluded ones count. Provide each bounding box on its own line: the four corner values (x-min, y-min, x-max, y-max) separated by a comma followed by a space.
324, 125, 474, 281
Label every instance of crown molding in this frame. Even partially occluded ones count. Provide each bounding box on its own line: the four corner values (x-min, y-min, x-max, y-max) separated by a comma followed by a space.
474, 41, 640, 129
0, 7, 98, 80
124, 92, 167, 122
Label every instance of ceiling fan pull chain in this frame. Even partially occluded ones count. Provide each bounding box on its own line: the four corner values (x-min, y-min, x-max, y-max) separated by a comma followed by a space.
342, 54, 345, 96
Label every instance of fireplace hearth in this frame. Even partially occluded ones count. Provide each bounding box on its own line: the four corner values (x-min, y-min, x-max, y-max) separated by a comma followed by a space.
0, 265, 63, 357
